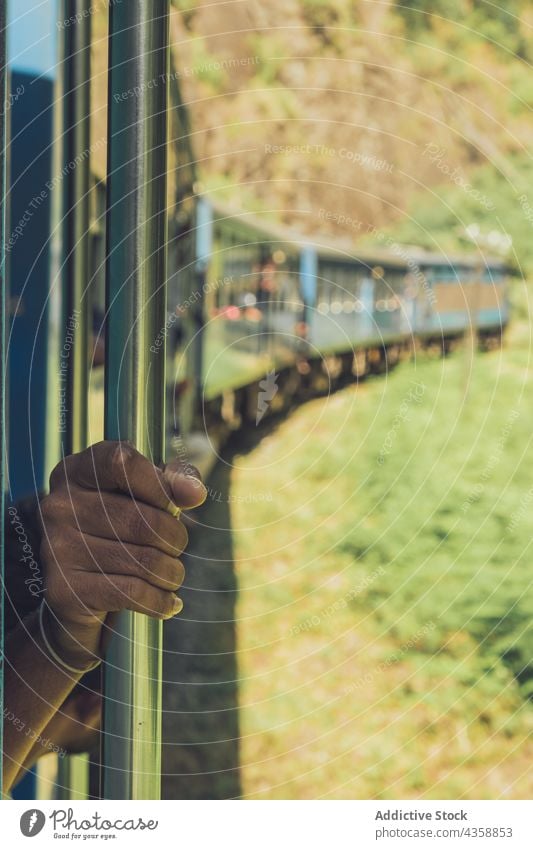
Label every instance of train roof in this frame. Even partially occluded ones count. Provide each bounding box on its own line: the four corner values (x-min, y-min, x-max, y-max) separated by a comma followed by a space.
205, 196, 508, 272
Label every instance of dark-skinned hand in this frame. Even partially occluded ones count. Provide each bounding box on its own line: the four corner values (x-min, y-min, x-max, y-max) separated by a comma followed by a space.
39, 441, 207, 670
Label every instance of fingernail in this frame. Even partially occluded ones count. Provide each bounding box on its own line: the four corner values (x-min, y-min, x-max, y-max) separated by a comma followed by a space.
173, 596, 184, 615
183, 474, 206, 492
171, 470, 205, 489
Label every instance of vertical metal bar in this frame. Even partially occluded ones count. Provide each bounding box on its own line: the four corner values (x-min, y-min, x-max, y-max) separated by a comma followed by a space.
56, 753, 89, 801
102, 1, 169, 800
0, 0, 7, 802
60, 0, 90, 456
55, 0, 92, 802
6, 0, 61, 801
7, 0, 60, 502
300, 246, 317, 326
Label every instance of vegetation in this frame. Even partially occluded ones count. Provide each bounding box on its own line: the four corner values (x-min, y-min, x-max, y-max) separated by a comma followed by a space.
376, 154, 533, 275
91, 3, 533, 270
166, 0, 533, 269
228, 302, 533, 798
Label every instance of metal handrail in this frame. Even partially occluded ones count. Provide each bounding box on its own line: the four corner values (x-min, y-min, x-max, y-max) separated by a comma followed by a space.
0, 0, 7, 802
102, 1, 170, 801
55, 0, 92, 802
60, 0, 91, 458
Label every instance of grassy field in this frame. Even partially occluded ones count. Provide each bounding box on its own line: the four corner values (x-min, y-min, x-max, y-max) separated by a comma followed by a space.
224, 315, 533, 799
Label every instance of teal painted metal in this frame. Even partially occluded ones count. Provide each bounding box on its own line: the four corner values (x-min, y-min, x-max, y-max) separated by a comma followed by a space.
7, 0, 60, 503
102, 1, 170, 800
56, 0, 92, 802
0, 0, 6, 801
60, 0, 91, 457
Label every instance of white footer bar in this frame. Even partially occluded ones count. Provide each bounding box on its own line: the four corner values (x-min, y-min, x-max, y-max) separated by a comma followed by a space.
5, 800, 533, 848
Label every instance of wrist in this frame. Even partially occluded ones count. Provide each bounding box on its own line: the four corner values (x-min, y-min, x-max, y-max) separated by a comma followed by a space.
40, 600, 102, 674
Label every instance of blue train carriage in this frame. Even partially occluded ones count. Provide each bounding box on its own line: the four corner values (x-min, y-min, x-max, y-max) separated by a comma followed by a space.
168, 197, 305, 441
180, 201, 420, 429
168, 199, 511, 461
303, 242, 415, 382
303, 243, 509, 384
202, 198, 303, 388
416, 252, 510, 346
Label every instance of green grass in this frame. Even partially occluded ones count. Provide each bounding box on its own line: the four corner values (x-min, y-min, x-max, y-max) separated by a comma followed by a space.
229, 312, 533, 798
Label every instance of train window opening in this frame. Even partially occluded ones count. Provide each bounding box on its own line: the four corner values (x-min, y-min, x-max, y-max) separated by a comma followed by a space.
0, 0, 512, 805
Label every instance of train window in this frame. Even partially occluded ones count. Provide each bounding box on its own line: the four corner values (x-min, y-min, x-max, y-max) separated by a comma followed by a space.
385, 271, 405, 308
483, 267, 504, 284
330, 267, 344, 314
340, 266, 357, 311
316, 272, 330, 313
330, 286, 343, 313
433, 265, 459, 283
351, 269, 366, 312
281, 272, 304, 313
317, 262, 341, 314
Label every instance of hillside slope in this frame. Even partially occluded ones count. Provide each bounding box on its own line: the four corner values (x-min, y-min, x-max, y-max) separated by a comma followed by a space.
92, 1, 533, 267
232, 327, 533, 798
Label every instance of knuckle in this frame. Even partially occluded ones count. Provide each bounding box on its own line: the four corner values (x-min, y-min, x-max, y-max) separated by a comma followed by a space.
111, 440, 137, 489
49, 458, 68, 489
136, 548, 184, 590
137, 546, 157, 575
49, 533, 71, 562
39, 495, 58, 525
119, 576, 139, 606
103, 542, 126, 573
41, 492, 73, 529
129, 505, 149, 543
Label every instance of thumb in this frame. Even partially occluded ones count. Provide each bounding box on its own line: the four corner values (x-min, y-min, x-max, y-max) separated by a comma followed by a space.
162, 461, 208, 510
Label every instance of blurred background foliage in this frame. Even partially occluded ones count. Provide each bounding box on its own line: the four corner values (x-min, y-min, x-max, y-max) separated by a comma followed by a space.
93, 0, 533, 272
